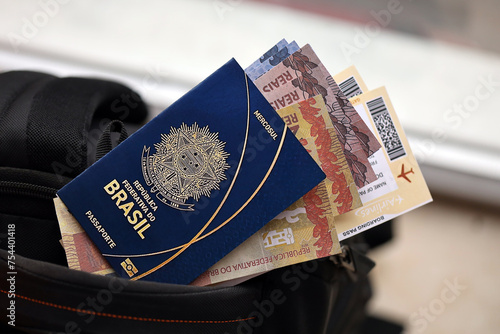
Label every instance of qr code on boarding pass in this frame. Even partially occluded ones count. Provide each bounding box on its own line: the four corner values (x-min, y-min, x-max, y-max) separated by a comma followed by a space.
366, 97, 406, 161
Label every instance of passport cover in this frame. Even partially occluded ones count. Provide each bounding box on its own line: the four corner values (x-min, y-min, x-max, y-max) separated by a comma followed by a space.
57, 59, 326, 284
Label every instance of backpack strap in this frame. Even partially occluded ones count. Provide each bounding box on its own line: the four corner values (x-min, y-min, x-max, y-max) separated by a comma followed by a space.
0, 71, 148, 177
96, 120, 129, 161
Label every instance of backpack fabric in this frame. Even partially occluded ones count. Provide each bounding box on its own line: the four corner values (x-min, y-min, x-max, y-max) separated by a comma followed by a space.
0, 70, 374, 334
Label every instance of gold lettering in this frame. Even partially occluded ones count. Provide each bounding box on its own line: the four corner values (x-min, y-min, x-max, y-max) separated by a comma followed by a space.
133, 218, 149, 231
127, 210, 142, 224
118, 202, 134, 216
111, 189, 127, 205
104, 179, 120, 194
137, 224, 151, 239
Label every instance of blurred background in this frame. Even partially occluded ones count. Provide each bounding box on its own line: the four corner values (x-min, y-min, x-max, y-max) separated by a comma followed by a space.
0, 0, 499, 332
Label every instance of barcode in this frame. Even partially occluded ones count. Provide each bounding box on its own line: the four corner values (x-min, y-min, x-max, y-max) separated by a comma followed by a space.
366, 96, 406, 161
338, 76, 363, 99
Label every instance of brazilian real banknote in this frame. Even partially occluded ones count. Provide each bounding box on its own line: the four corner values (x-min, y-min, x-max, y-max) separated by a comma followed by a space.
253, 44, 382, 190
191, 179, 340, 286
54, 197, 116, 276
245, 38, 288, 77
245, 41, 300, 81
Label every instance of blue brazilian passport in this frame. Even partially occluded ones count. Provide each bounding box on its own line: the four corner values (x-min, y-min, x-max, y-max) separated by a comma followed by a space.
57, 59, 325, 284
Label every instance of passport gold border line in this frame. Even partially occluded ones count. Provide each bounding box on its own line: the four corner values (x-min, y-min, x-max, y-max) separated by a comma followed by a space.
129, 74, 287, 280
199, 125, 286, 234
126, 73, 252, 280
131, 125, 286, 280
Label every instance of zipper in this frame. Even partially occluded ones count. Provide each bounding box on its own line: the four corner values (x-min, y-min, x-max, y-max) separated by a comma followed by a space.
0, 180, 58, 200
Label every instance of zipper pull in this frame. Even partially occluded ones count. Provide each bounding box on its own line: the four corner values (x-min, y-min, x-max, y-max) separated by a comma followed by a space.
331, 244, 375, 281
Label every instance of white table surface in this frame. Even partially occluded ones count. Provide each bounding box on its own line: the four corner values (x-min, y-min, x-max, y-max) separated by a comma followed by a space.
1, 0, 499, 205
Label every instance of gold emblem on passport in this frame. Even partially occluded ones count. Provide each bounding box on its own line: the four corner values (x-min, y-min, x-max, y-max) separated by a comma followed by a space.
142, 123, 230, 211
121, 258, 138, 277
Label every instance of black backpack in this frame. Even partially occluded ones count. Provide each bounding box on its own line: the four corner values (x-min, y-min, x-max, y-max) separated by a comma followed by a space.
0, 70, 374, 334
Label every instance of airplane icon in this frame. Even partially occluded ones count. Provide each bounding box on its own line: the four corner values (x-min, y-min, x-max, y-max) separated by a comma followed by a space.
398, 164, 414, 183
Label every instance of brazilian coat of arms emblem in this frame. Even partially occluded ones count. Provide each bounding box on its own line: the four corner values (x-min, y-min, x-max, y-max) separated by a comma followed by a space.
142, 123, 230, 211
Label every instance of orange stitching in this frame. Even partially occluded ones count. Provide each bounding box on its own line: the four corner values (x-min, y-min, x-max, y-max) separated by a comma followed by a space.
0, 290, 254, 324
